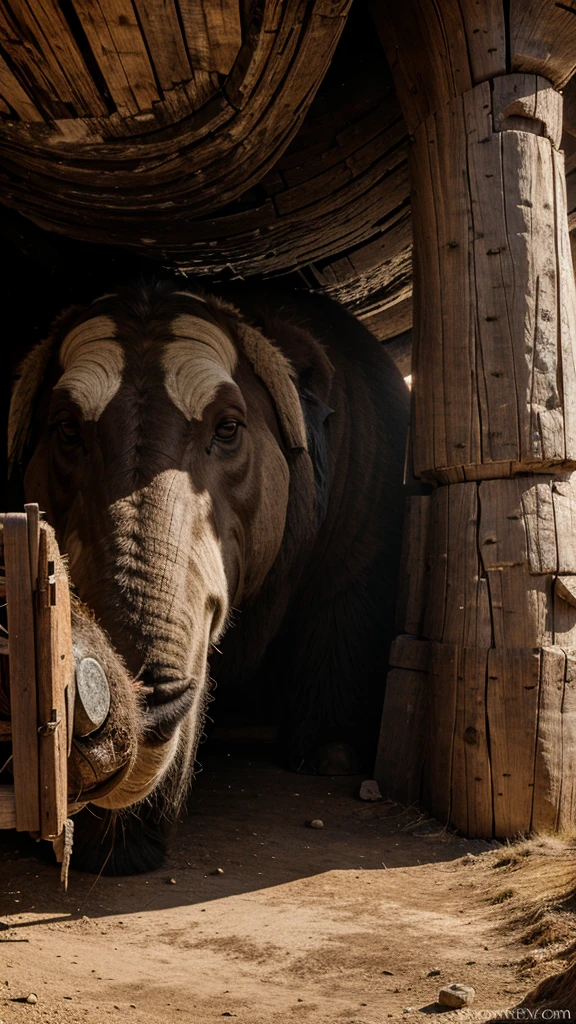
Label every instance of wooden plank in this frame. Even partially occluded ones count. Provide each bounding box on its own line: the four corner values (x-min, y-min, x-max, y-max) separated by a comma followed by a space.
0, 786, 16, 829
375, 666, 427, 806
9, 0, 107, 116
479, 476, 558, 573
394, 495, 431, 636
553, 579, 576, 649
487, 647, 540, 837
35, 526, 71, 840
459, 0, 505, 85
223, 0, 281, 110
179, 0, 243, 76
24, 502, 39, 591
71, 0, 159, 116
492, 74, 563, 149
0, 3, 69, 118
449, 644, 468, 833
427, 95, 481, 472
426, 642, 458, 823
532, 646, 565, 832
558, 653, 576, 830
423, 487, 448, 641
553, 148, 576, 463
553, 482, 576, 575
370, 0, 470, 132
479, 479, 553, 646
3, 513, 39, 833
520, 482, 557, 574
131, 0, 192, 91
449, 646, 493, 837
389, 636, 430, 674
464, 82, 521, 465
442, 483, 492, 646
461, 647, 493, 838
411, 120, 446, 476
502, 128, 561, 462
510, 0, 576, 90
0, 54, 43, 121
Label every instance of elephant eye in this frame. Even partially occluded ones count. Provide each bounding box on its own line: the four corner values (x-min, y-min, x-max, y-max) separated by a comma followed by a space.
214, 419, 240, 442
56, 418, 81, 446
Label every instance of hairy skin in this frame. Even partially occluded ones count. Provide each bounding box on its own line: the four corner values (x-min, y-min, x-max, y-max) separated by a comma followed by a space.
9, 282, 409, 874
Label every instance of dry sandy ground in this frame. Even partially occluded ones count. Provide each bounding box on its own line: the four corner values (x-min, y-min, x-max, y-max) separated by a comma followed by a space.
0, 742, 574, 1024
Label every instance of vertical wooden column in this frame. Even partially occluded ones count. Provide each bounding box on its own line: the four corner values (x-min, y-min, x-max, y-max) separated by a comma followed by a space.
373, 1, 576, 837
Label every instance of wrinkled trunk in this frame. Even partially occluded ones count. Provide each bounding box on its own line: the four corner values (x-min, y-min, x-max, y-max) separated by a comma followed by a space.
67, 469, 229, 806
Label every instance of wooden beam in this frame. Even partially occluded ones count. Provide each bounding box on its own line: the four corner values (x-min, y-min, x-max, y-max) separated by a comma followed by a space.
35, 525, 71, 840
375, 0, 576, 839
3, 512, 39, 833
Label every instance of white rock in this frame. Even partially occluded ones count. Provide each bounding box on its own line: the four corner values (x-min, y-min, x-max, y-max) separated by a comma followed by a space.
309, 819, 324, 829
25, 994, 38, 1005
438, 984, 476, 1008
359, 780, 382, 801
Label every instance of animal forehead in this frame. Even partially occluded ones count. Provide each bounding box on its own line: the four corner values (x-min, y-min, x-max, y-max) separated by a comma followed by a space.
162, 313, 239, 422
55, 315, 124, 421
56, 309, 239, 424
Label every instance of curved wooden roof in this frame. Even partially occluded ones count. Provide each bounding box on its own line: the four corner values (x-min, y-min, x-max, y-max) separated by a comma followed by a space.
0, 0, 575, 343
0, 1, 350, 222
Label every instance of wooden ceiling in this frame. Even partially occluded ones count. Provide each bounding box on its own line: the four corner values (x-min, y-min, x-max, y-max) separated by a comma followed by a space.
0, 0, 574, 342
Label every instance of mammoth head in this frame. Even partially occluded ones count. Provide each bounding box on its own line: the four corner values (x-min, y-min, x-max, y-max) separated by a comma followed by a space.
8, 283, 316, 808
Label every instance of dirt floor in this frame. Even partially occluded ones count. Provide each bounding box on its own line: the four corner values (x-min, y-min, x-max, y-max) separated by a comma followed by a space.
1, 739, 575, 1024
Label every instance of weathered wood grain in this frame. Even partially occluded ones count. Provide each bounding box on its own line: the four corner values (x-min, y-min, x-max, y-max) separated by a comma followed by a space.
422, 486, 448, 642
0, 2, 69, 119
441, 483, 492, 647
559, 653, 576, 829
72, 0, 159, 116
426, 643, 458, 823
3, 512, 39, 833
0, 786, 16, 829
179, 0, 243, 76
131, 0, 192, 90
35, 525, 71, 840
460, 647, 493, 838
0, 53, 43, 121
487, 647, 540, 837
394, 496, 431, 636
10, 0, 107, 116
410, 118, 446, 476
389, 636, 430, 674
510, 0, 576, 89
375, 665, 427, 807
380, 0, 576, 843
532, 646, 566, 831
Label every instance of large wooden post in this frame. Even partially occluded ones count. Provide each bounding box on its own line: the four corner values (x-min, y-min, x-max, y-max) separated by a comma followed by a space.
374, 2, 576, 837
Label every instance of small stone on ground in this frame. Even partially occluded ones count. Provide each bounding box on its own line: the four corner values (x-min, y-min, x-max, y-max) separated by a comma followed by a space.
438, 983, 476, 1008
359, 780, 382, 801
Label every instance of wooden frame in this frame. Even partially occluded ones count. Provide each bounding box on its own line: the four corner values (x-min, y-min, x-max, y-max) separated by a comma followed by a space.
0, 504, 70, 841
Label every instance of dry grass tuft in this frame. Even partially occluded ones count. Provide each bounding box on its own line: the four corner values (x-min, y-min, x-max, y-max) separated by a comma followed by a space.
462, 833, 576, 956
475, 834, 576, 1021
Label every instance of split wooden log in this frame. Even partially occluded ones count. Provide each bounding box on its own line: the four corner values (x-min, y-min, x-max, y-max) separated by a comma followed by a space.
374, 1, 576, 838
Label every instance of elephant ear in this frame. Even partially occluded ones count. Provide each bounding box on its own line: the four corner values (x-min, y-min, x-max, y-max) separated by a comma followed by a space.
8, 305, 81, 478
8, 334, 57, 477
234, 319, 308, 453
